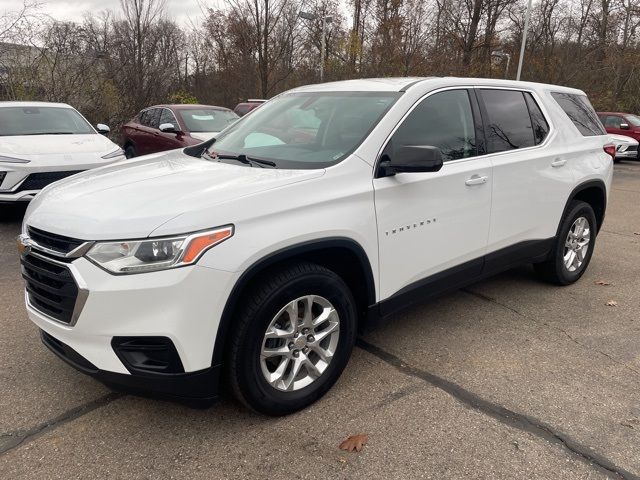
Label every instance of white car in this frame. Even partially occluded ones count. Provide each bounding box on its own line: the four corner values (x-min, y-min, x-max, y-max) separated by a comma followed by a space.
609, 133, 639, 161
19, 78, 613, 415
0, 101, 125, 203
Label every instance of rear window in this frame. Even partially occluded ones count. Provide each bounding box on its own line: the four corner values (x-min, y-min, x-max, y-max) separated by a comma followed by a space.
551, 92, 606, 136
480, 89, 536, 153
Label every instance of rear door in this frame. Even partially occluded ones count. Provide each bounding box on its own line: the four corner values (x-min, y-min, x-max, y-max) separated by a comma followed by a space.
373, 88, 492, 311
478, 88, 572, 270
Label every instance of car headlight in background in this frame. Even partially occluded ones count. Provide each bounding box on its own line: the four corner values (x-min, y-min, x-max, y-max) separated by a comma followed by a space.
101, 148, 126, 159
0, 155, 30, 163
86, 226, 234, 274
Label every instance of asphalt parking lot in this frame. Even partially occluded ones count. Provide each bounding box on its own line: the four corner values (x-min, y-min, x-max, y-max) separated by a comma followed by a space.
1, 162, 639, 479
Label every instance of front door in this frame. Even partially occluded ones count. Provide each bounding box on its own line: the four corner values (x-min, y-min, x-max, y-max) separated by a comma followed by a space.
373, 89, 492, 311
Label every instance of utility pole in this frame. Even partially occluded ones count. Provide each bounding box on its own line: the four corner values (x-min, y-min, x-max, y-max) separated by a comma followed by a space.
516, 0, 533, 81
300, 11, 333, 82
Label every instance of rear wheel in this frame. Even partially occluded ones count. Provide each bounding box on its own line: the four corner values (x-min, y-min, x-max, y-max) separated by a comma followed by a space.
227, 262, 357, 416
534, 200, 597, 285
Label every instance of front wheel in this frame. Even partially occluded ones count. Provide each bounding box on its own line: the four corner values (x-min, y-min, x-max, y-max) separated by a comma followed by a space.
534, 200, 597, 285
227, 262, 357, 416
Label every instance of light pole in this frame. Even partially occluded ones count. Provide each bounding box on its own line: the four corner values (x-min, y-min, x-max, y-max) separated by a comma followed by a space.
491, 51, 511, 78
299, 11, 333, 82
516, 0, 533, 81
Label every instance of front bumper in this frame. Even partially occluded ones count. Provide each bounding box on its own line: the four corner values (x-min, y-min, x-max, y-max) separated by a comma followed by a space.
25, 255, 239, 400
615, 145, 639, 160
0, 170, 85, 202
41, 330, 221, 403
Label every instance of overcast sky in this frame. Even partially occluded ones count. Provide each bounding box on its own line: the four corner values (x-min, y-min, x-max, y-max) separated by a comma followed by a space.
1, 0, 208, 26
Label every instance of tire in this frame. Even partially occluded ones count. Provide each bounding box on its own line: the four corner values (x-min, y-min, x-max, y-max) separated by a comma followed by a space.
124, 144, 136, 159
227, 261, 357, 416
534, 200, 597, 285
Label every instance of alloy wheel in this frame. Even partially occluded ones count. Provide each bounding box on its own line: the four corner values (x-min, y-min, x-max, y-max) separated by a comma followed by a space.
260, 295, 340, 392
563, 216, 591, 272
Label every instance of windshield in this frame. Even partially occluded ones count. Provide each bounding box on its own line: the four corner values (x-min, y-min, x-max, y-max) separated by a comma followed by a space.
626, 114, 640, 127
208, 91, 401, 169
0, 106, 94, 136
178, 108, 239, 133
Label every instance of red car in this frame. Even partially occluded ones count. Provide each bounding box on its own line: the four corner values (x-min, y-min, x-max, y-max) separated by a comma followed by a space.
121, 104, 239, 158
233, 99, 266, 117
597, 111, 640, 142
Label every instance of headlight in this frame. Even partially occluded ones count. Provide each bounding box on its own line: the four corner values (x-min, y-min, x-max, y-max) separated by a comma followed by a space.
0, 155, 30, 163
86, 226, 233, 274
101, 148, 125, 159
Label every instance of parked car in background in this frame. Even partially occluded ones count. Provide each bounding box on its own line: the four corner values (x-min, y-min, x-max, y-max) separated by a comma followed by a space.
20, 78, 613, 416
609, 134, 639, 162
121, 104, 239, 158
598, 112, 640, 157
233, 99, 266, 117
0, 101, 124, 203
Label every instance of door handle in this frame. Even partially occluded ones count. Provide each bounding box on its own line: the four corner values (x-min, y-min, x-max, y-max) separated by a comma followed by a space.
551, 158, 567, 167
465, 175, 488, 186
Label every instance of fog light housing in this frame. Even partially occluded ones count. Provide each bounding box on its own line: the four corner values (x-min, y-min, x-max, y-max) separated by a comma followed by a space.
112, 336, 185, 374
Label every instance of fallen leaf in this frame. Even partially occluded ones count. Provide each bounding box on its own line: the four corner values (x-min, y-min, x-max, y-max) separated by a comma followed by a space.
595, 280, 612, 286
339, 434, 368, 452
606, 300, 618, 307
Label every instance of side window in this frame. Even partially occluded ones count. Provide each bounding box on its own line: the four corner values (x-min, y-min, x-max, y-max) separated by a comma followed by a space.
524, 93, 549, 145
604, 115, 622, 129
139, 109, 150, 126
481, 89, 535, 153
159, 108, 177, 128
550, 92, 606, 136
147, 108, 161, 129
235, 105, 249, 116
386, 89, 476, 162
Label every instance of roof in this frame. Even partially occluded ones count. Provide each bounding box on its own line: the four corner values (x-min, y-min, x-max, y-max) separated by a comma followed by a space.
597, 111, 637, 116
152, 104, 232, 111
286, 76, 586, 95
0, 101, 73, 108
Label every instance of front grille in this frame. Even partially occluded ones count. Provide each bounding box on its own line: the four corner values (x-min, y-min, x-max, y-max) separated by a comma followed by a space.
21, 253, 79, 324
16, 170, 83, 192
28, 226, 85, 255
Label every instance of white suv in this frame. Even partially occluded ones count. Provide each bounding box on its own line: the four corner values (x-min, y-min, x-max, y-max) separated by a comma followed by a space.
19, 78, 613, 415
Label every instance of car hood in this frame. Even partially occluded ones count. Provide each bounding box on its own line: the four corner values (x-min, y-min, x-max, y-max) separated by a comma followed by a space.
25, 150, 325, 239
189, 132, 219, 142
1, 133, 118, 157
609, 134, 639, 146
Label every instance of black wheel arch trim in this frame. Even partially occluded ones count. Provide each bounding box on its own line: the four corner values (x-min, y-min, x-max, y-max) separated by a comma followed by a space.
211, 237, 376, 366
560, 179, 607, 235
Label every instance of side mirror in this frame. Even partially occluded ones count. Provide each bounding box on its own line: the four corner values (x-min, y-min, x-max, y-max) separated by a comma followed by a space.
160, 123, 179, 133
96, 123, 110, 135
620, 123, 630, 130
379, 145, 444, 177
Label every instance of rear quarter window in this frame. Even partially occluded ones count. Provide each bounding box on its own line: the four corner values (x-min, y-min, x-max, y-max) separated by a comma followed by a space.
550, 92, 606, 136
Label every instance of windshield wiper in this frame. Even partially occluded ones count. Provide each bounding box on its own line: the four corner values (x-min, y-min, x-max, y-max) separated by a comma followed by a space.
214, 153, 276, 168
